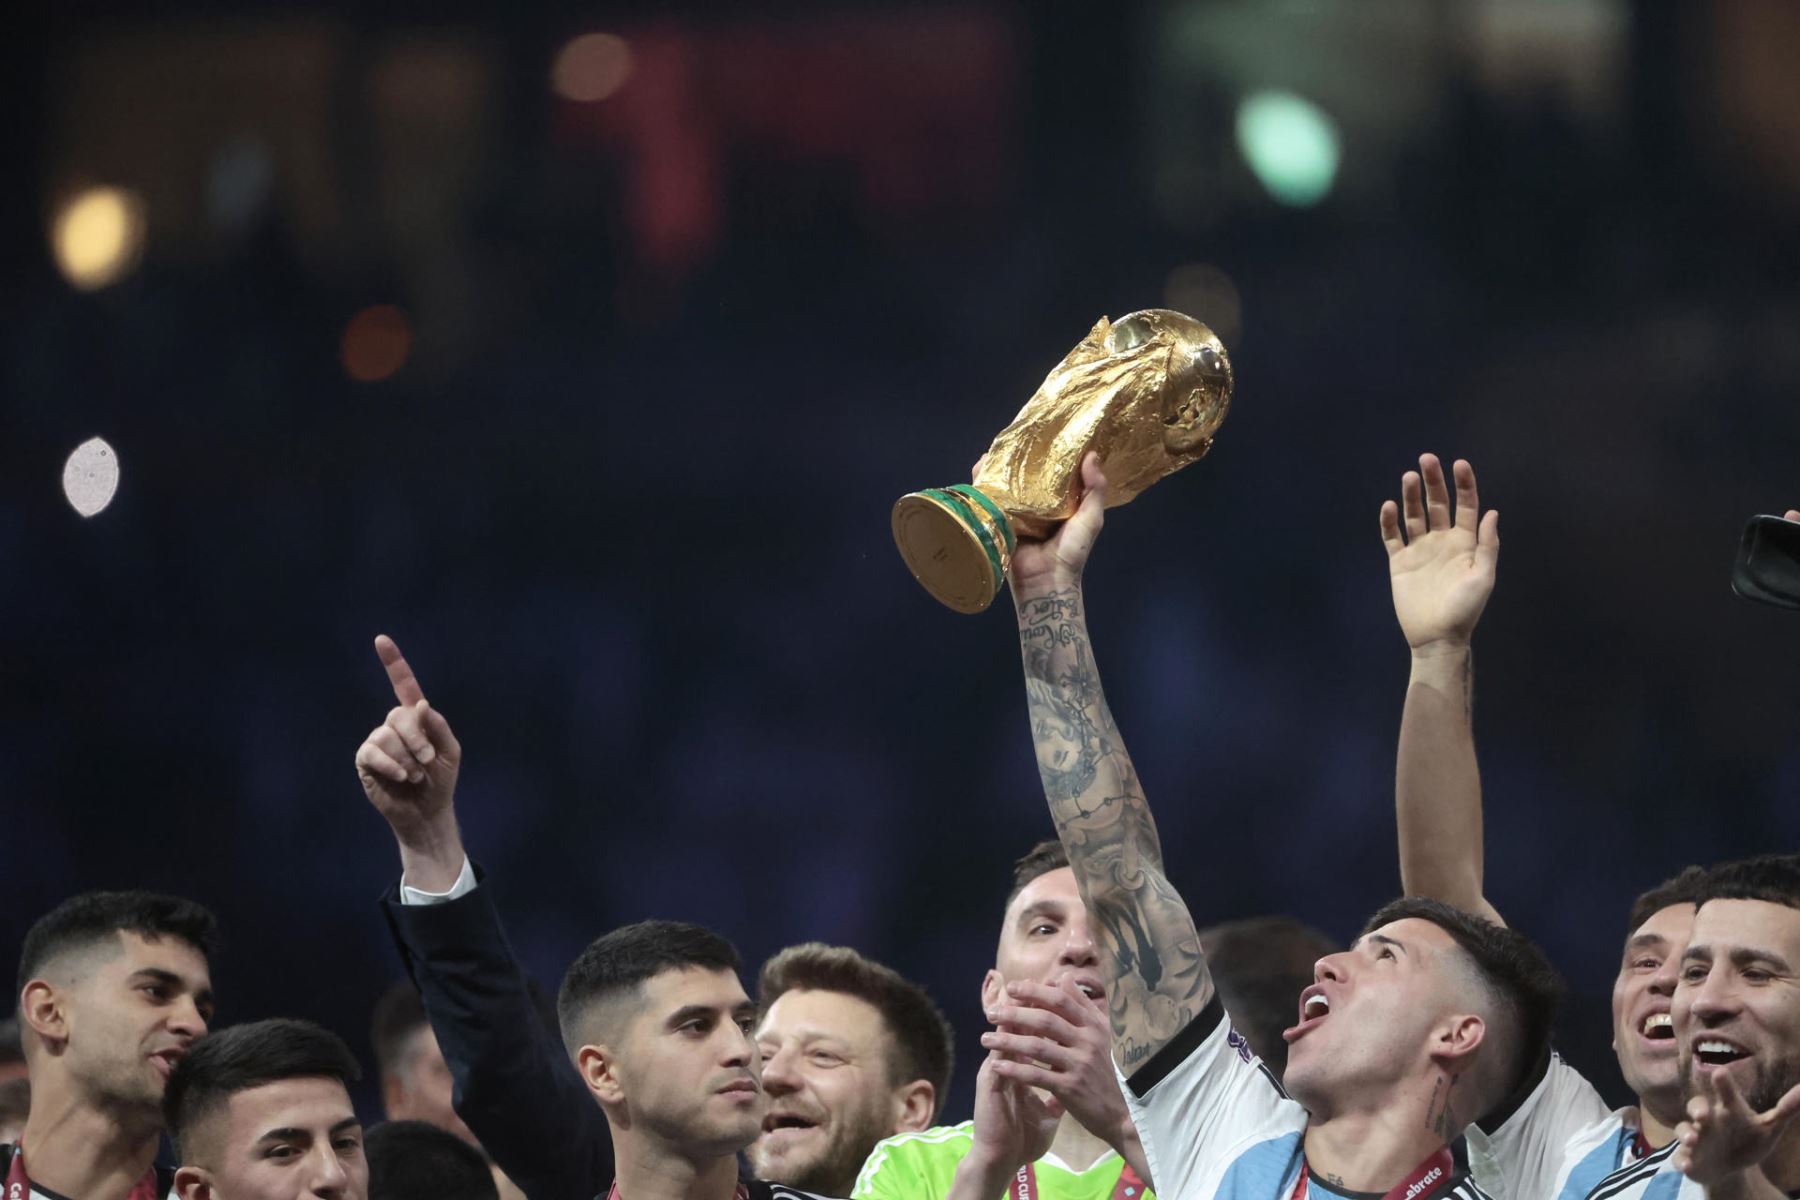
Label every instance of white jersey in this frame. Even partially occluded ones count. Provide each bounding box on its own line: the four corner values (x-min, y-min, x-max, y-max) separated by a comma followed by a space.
1465, 1053, 1655, 1200
1118, 995, 1491, 1200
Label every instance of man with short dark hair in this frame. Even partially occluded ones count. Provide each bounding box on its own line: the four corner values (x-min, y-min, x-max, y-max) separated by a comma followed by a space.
752, 944, 952, 1195
8, 890, 218, 1200
163, 1018, 365, 1200
365, 1121, 497, 1200
976, 454, 1559, 1200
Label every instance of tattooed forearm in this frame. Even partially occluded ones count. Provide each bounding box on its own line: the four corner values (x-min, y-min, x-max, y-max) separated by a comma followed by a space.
1017, 587, 1212, 1067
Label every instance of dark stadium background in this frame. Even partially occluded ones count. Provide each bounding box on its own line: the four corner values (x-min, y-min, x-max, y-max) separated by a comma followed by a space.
5, 0, 1800, 1124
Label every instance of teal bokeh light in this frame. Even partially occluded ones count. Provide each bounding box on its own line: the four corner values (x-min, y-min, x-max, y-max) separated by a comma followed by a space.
1234, 90, 1341, 207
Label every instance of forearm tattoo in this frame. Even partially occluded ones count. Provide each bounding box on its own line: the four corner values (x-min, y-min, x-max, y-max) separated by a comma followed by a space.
1018, 588, 1212, 1069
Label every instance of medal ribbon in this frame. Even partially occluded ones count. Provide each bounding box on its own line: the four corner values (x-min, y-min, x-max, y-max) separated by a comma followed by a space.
1290, 1147, 1455, 1200
6, 1144, 164, 1200
1008, 1161, 1147, 1200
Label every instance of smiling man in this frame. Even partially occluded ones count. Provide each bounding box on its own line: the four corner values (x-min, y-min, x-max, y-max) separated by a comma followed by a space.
994, 455, 1560, 1200
751, 945, 950, 1196
7, 891, 218, 1200
164, 1019, 367, 1200
1378, 451, 1714, 1199
1582, 855, 1800, 1200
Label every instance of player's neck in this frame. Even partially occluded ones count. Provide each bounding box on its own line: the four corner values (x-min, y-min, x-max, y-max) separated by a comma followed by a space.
1635, 1102, 1677, 1150
610, 1132, 743, 1200
1048, 1110, 1113, 1173
17, 1075, 159, 1200
1304, 1106, 1449, 1195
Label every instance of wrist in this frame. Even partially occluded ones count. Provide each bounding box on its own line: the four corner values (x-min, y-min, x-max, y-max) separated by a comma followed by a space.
395, 815, 466, 892
1409, 638, 1472, 662
955, 1148, 1021, 1197
1012, 574, 1083, 607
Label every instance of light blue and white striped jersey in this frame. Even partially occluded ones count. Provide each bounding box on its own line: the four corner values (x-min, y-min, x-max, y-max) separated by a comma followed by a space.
1117, 995, 1492, 1200
1465, 1054, 1658, 1200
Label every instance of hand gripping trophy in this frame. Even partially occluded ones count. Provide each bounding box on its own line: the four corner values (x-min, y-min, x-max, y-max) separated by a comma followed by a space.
892, 309, 1234, 612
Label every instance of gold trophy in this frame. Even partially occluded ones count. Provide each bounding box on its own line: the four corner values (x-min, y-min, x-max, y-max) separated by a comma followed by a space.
893, 309, 1232, 613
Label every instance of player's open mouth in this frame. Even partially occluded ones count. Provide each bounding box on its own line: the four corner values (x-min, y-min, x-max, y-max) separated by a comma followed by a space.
149, 1049, 185, 1077
1070, 976, 1105, 1001
1640, 1012, 1674, 1041
1694, 1038, 1750, 1067
1283, 986, 1330, 1042
762, 1114, 819, 1134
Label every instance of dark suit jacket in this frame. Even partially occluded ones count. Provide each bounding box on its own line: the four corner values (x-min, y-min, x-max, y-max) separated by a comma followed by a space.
382, 867, 614, 1200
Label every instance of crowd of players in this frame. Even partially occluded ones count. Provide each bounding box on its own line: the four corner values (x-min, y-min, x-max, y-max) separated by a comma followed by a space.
6, 453, 1800, 1200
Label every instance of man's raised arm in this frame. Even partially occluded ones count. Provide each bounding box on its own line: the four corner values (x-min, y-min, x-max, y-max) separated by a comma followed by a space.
1381, 454, 1504, 926
1008, 454, 1212, 1073
356, 635, 613, 1200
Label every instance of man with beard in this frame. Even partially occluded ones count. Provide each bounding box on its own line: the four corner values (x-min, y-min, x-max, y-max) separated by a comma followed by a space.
1379, 452, 1712, 1199
753, 945, 951, 1194
853, 840, 1155, 1200
7, 891, 217, 1200
356, 635, 945, 1198
164, 1019, 367, 1200
1585, 855, 1800, 1200
994, 454, 1560, 1200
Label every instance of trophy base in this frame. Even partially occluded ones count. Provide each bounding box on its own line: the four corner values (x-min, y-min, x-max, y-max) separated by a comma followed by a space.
891, 485, 1017, 614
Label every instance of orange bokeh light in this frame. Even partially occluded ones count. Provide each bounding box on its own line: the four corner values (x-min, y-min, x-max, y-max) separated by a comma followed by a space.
341, 305, 412, 382
551, 33, 633, 103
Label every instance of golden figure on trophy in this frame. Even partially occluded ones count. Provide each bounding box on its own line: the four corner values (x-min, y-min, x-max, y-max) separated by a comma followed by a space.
892, 308, 1233, 613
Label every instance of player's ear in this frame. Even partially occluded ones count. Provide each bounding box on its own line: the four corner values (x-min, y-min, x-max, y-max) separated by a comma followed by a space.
891, 1078, 935, 1133
20, 979, 68, 1046
174, 1165, 215, 1200
1430, 1012, 1486, 1071
578, 1043, 627, 1107
980, 969, 1003, 1013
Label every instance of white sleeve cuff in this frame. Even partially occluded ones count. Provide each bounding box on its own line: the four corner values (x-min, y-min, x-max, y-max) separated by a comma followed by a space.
399, 856, 477, 905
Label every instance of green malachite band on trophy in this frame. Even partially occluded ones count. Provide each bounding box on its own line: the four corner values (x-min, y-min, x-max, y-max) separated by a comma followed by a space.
922, 488, 1005, 587
947, 485, 1014, 553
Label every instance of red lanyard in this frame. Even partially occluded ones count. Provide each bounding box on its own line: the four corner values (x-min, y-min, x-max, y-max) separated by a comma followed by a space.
6, 1144, 164, 1200
606, 1184, 748, 1200
1009, 1160, 1147, 1200
1291, 1147, 1455, 1200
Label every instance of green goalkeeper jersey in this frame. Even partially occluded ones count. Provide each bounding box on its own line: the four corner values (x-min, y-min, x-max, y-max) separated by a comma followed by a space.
851, 1122, 1153, 1200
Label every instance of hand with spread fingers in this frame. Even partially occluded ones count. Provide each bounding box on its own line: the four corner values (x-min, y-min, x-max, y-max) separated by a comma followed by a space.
1673, 1067, 1800, 1196
1005, 453, 1109, 601
945, 1050, 1064, 1200
983, 977, 1148, 1179
1380, 454, 1499, 657
354, 634, 467, 892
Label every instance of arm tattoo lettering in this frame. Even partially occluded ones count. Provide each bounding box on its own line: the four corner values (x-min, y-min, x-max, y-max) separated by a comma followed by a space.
1017, 588, 1212, 1068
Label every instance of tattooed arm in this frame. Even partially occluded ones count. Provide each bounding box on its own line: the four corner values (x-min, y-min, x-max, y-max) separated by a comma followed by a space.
1009, 454, 1211, 1072
1381, 454, 1505, 928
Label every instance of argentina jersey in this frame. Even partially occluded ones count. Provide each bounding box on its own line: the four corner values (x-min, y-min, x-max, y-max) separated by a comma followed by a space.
1117, 995, 1490, 1200
1577, 1141, 1687, 1200
1464, 1054, 1658, 1200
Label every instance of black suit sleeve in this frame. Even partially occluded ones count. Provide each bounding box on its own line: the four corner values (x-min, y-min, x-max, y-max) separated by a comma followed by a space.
381, 867, 613, 1200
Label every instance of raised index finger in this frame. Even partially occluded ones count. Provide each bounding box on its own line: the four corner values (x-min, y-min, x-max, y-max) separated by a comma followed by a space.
374, 634, 426, 707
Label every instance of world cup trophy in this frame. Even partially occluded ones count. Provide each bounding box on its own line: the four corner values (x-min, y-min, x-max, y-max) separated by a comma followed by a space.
892, 309, 1234, 612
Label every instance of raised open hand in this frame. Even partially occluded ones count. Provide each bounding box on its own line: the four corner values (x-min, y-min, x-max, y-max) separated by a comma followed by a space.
355, 635, 465, 885
1381, 454, 1499, 654
1673, 1067, 1800, 1187
1007, 453, 1109, 599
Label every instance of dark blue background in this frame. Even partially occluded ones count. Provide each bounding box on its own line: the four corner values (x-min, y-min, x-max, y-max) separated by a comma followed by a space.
5, 0, 1800, 1122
